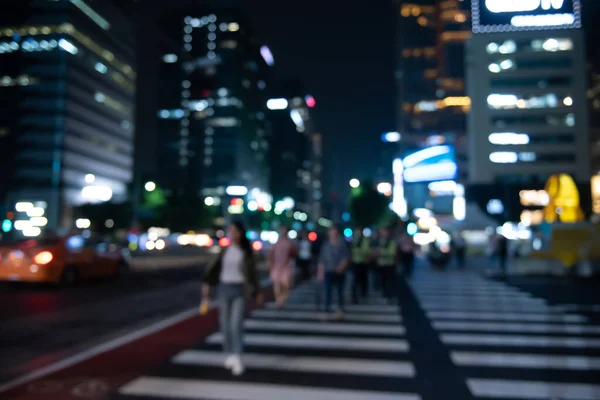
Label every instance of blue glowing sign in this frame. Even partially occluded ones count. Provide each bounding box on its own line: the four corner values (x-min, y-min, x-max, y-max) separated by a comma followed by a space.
402, 145, 458, 183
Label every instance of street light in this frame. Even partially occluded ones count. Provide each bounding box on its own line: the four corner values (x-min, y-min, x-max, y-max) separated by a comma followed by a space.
145, 181, 156, 192
349, 178, 360, 188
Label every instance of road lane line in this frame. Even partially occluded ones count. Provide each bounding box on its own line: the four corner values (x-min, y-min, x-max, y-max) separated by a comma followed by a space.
173, 350, 416, 377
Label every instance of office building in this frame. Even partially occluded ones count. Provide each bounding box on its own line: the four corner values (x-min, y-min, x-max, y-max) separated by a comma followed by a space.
268, 80, 319, 218
467, 0, 590, 221
395, 0, 471, 215
0, 0, 136, 233
152, 10, 273, 209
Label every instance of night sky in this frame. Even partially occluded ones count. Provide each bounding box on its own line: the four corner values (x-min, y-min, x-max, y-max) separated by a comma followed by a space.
245, 1, 397, 197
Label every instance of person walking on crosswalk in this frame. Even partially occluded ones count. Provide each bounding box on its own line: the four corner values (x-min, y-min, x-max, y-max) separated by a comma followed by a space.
201, 221, 263, 376
375, 227, 398, 300
268, 224, 297, 307
317, 225, 350, 321
351, 227, 370, 304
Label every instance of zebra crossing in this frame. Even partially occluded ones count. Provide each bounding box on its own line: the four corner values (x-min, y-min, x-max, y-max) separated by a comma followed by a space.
116, 282, 421, 400
410, 273, 600, 399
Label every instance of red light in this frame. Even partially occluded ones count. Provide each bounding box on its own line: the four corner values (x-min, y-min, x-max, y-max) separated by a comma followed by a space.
308, 232, 317, 242
207, 238, 214, 247
306, 95, 316, 108
252, 241, 263, 251
6, 212, 14, 220
230, 198, 243, 206
34, 251, 53, 265
219, 237, 230, 247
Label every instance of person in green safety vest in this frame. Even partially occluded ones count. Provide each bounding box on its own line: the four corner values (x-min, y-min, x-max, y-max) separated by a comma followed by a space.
376, 227, 398, 299
351, 227, 370, 304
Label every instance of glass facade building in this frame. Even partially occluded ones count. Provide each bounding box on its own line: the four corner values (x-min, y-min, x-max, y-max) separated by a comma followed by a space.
0, 0, 135, 232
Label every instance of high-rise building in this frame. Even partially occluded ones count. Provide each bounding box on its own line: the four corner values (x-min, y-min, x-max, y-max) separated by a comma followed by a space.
267, 80, 319, 218
0, 0, 136, 233
152, 10, 273, 209
467, 0, 590, 221
395, 0, 471, 215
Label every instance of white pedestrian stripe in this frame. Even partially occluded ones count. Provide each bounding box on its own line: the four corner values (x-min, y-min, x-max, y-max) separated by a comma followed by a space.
206, 332, 410, 352
427, 311, 587, 323
244, 319, 406, 336
421, 303, 564, 312
451, 351, 600, 370
120, 377, 421, 400
266, 302, 400, 313
441, 333, 600, 348
252, 309, 402, 323
433, 321, 600, 334
466, 378, 600, 399
173, 350, 416, 377
418, 297, 546, 304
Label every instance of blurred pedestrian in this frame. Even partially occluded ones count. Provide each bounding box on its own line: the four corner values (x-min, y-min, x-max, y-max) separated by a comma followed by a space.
497, 233, 508, 274
452, 231, 466, 268
201, 221, 262, 376
296, 230, 313, 282
268, 224, 297, 307
376, 227, 398, 299
398, 225, 416, 277
318, 225, 350, 321
351, 227, 370, 304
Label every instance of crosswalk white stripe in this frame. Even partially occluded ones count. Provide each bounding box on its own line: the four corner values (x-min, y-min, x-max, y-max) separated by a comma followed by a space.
427, 311, 587, 323
441, 333, 600, 348
252, 309, 402, 323
266, 303, 400, 313
288, 295, 391, 305
119, 377, 421, 400
173, 350, 416, 377
451, 351, 600, 370
206, 333, 410, 352
418, 297, 546, 304
433, 321, 600, 334
421, 304, 565, 312
244, 319, 406, 336
466, 378, 600, 399
414, 291, 530, 297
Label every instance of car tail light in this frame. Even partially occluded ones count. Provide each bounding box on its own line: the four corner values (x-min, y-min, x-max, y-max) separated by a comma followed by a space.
219, 237, 230, 247
34, 251, 53, 265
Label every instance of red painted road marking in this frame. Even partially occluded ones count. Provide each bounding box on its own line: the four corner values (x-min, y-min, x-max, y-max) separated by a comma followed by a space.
1, 284, 275, 400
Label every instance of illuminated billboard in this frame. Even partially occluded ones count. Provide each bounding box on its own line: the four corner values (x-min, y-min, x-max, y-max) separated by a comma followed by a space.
473, 0, 581, 33
402, 145, 458, 183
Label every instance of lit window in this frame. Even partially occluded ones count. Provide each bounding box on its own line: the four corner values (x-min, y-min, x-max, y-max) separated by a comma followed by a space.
490, 152, 518, 164
94, 92, 105, 103
488, 93, 560, 110
563, 96, 573, 106
488, 63, 501, 73
228, 23, 240, 32
158, 110, 169, 119
566, 113, 575, 127
58, 38, 78, 55
519, 152, 536, 162
94, 62, 107, 74
489, 133, 530, 145
219, 23, 228, 31
208, 33, 216, 41
163, 54, 178, 63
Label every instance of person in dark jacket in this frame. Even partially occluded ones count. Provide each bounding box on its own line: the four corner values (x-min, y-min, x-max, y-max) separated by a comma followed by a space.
202, 221, 262, 376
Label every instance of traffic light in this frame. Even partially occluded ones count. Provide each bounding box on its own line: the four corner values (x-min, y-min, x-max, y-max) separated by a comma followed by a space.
2, 219, 12, 233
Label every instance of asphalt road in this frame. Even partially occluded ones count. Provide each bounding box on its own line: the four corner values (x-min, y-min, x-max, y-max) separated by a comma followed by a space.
0, 266, 206, 385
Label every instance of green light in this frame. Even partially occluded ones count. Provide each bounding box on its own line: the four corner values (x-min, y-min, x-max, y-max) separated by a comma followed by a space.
407, 222, 418, 236
2, 219, 12, 233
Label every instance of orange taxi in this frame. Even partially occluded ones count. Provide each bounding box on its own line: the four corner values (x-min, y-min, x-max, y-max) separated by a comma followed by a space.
0, 235, 128, 285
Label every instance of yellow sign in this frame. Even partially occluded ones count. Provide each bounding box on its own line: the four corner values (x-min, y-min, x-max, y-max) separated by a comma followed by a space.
543, 174, 584, 224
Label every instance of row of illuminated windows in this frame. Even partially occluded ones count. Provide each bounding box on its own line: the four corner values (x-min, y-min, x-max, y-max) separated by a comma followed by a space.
401, 4, 435, 17
0, 37, 133, 92
492, 113, 575, 128
487, 93, 573, 110
0, 74, 40, 87
489, 151, 575, 164
0, 24, 135, 79
401, 47, 436, 58
488, 57, 572, 74
487, 38, 573, 55
488, 132, 575, 145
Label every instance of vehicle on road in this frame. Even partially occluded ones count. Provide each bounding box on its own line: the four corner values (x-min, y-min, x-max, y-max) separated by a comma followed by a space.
0, 234, 128, 285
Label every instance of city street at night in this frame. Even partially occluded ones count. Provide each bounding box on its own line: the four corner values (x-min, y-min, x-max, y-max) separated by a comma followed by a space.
1, 259, 600, 400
